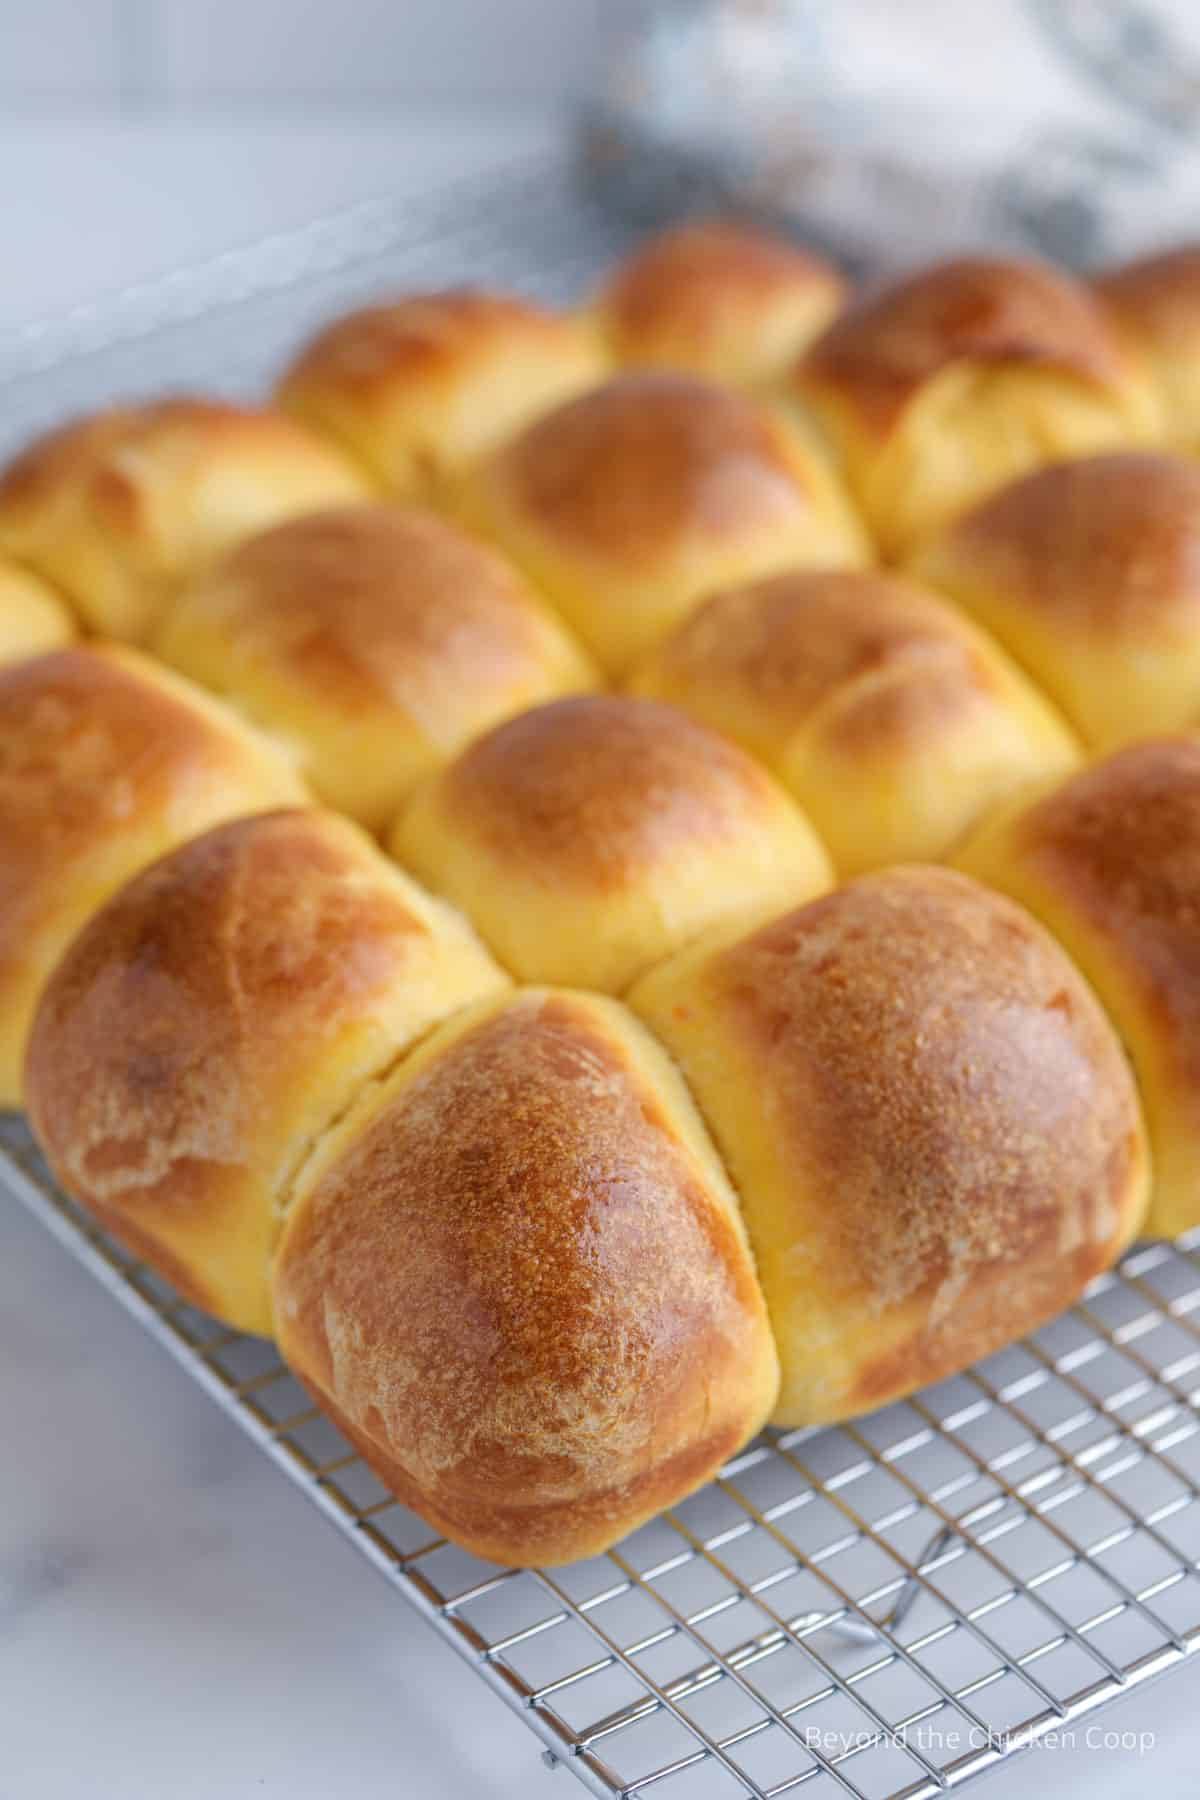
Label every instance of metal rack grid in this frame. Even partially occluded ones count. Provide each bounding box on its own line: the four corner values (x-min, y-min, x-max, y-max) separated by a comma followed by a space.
5, 1112, 1200, 1800
1, 155, 1199, 1799
0, 155, 639, 455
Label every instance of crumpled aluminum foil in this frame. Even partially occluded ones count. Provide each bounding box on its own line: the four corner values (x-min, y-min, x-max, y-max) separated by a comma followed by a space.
581, 0, 1200, 271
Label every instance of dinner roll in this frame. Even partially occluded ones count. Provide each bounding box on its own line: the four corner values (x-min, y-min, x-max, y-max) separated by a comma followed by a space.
272, 987, 779, 1566
0, 645, 305, 1107
0, 557, 75, 662
155, 505, 597, 831
25, 810, 508, 1335
913, 451, 1200, 749
456, 371, 868, 673
793, 256, 1159, 558
954, 737, 1200, 1239
393, 694, 832, 991
277, 289, 606, 498
630, 568, 1079, 874
1095, 247, 1200, 450
0, 398, 365, 642
592, 218, 847, 385
631, 867, 1148, 1426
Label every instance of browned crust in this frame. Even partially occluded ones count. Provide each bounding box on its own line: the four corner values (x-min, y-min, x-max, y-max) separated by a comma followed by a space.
851, 1247, 1108, 1410
429, 694, 792, 890
814, 653, 999, 758
279, 289, 589, 405
1000, 738, 1200, 1099
484, 372, 822, 567
598, 219, 846, 364
165, 503, 588, 710
24, 807, 502, 1329
0, 645, 302, 1061
797, 256, 1133, 436
0, 647, 282, 910
922, 451, 1200, 630
26, 809, 439, 1191
272, 989, 775, 1566
1096, 246, 1200, 344
730, 869, 1138, 1313
0, 396, 348, 527
0, 409, 134, 522
644, 568, 999, 741
292, 1375, 747, 1568
646, 867, 1146, 1416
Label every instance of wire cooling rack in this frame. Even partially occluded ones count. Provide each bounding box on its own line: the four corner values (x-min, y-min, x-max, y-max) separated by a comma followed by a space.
2, 156, 1199, 1800
0, 155, 639, 455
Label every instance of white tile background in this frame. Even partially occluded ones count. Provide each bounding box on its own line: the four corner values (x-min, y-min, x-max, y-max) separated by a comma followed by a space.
0, 0, 652, 331
0, 0, 647, 109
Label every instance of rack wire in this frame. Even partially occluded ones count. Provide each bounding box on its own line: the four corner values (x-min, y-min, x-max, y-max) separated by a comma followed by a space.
1, 155, 1199, 1800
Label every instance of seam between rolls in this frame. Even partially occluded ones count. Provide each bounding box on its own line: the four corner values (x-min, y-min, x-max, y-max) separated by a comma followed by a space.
949, 860, 1157, 1234
914, 566, 1087, 748
266, 992, 493, 1248
659, 1028, 787, 1421
149, 656, 312, 786
626, 999, 776, 1332
4, 557, 82, 625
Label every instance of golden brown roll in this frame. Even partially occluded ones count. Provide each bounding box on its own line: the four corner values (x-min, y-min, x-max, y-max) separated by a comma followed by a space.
0, 398, 365, 642
793, 255, 1160, 558
630, 866, 1148, 1426
913, 451, 1200, 749
277, 289, 606, 497
0, 557, 75, 662
0, 645, 306, 1107
1095, 248, 1200, 450
393, 694, 832, 991
455, 371, 868, 673
954, 737, 1200, 1239
592, 218, 848, 386
25, 809, 508, 1336
154, 504, 597, 831
272, 986, 779, 1566
630, 568, 1079, 874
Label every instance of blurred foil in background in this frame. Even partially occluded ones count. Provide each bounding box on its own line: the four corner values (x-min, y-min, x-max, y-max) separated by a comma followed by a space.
582, 0, 1200, 269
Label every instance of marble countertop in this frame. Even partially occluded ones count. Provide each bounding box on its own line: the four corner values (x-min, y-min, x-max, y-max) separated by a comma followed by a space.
0, 112, 1196, 1800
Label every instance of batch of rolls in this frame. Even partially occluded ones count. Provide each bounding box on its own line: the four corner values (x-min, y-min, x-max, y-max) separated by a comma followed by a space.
4, 223, 1200, 1567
